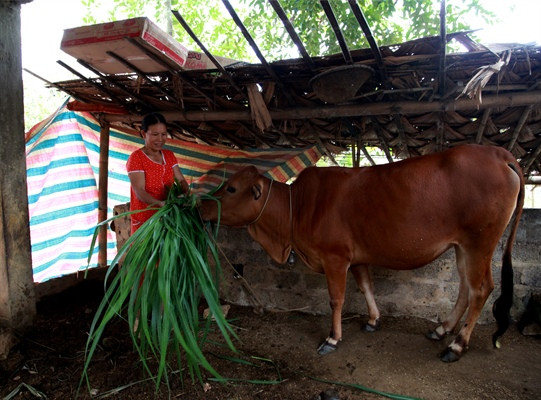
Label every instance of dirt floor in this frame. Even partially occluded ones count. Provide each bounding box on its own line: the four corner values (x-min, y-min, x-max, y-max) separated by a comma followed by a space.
1, 278, 540, 400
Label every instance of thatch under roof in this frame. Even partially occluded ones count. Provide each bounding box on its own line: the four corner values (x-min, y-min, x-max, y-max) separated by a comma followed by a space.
39, 3, 541, 182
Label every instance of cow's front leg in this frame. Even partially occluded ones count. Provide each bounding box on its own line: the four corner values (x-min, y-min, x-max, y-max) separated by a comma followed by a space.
317, 266, 348, 355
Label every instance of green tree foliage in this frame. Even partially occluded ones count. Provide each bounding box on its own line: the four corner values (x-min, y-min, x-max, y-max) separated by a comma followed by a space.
23, 82, 65, 132
82, 0, 495, 62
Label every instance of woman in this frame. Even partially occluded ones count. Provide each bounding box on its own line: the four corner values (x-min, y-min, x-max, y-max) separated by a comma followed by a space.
126, 112, 190, 234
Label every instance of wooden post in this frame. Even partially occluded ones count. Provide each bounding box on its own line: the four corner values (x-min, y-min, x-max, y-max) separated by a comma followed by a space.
98, 119, 110, 267
0, 0, 36, 359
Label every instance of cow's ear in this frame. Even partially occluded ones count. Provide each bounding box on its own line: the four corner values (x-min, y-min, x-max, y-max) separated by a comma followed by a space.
251, 183, 262, 200
246, 165, 260, 178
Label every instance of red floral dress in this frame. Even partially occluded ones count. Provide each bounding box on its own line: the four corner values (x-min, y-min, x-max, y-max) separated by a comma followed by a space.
126, 148, 179, 233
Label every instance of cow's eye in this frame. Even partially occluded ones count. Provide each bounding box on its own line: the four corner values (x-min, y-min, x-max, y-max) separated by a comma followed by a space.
226, 186, 236, 193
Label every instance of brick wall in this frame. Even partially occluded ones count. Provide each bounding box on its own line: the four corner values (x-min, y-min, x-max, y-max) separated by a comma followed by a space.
110, 205, 539, 323
214, 209, 541, 323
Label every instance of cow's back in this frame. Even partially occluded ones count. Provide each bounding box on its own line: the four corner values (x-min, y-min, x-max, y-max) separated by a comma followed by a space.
291, 144, 522, 269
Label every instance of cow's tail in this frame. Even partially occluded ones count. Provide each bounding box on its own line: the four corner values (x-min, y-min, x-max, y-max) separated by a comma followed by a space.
492, 162, 525, 348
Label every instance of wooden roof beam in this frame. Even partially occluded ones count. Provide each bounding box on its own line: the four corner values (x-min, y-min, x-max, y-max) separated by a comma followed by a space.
206, 121, 246, 148
222, 0, 296, 105
508, 104, 533, 152
105, 50, 179, 103
394, 114, 411, 158
171, 9, 248, 101
103, 90, 541, 124
102, 48, 220, 145
76, 59, 153, 113
359, 142, 377, 166
523, 141, 541, 176
370, 117, 393, 162
167, 122, 211, 144
475, 108, 492, 144
127, 35, 260, 152
124, 38, 222, 109
348, 0, 388, 83
56, 60, 129, 107
269, 0, 316, 71
129, 35, 264, 146
436, 115, 444, 152
438, 0, 447, 97
320, 0, 353, 64
237, 121, 273, 147
23, 68, 86, 103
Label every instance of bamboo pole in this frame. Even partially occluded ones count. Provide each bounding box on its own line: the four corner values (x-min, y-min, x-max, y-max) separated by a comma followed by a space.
359, 143, 376, 166
438, 0, 447, 97
356, 136, 361, 167
351, 140, 358, 167
394, 115, 410, 158
475, 108, 492, 144
104, 91, 541, 125
508, 105, 533, 153
523, 142, 541, 175
371, 118, 393, 163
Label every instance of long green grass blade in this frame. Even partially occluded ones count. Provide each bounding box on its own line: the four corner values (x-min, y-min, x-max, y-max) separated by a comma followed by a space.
306, 375, 423, 400
80, 182, 236, 397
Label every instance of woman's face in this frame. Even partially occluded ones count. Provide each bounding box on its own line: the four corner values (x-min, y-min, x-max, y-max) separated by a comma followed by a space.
142, 122, 168, 151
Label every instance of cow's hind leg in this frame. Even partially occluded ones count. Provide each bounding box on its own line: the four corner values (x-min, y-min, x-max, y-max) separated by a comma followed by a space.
440, 248, 495, 362
427, 245, 469, 341
350, 265, 381, 332
317, 263, 349, 355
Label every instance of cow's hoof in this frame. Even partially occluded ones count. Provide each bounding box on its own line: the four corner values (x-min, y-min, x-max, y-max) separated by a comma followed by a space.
287, 250, 296, 266
439, 347, 461, 363
426, 329, 446, 341
317, 339, 338, 355
363, 318, 381, 333
318, 388, 341, 400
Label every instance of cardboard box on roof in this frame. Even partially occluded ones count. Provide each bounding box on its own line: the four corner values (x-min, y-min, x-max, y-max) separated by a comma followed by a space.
60, 17, 188, 74
184, 50, 242, 70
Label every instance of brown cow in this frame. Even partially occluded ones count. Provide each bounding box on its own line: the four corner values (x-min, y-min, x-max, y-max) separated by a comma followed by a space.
199, 144, 524, 362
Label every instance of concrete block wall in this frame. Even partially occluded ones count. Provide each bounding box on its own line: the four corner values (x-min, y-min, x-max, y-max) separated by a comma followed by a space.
216, 209, 541, 323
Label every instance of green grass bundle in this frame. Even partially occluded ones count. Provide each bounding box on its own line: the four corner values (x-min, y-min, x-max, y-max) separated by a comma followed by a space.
81, 182, 236, 394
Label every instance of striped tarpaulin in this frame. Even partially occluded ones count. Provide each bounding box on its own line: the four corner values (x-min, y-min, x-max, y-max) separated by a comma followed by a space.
26, 101, 323, 282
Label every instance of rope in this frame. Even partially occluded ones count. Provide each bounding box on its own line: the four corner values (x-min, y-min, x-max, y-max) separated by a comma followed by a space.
248, 179, 273, 225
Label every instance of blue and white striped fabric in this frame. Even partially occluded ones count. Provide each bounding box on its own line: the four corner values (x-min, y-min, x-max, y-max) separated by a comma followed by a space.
26, 101, 323, 282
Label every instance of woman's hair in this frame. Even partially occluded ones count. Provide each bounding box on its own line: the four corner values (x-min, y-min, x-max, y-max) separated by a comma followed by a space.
141, 112, 166, 132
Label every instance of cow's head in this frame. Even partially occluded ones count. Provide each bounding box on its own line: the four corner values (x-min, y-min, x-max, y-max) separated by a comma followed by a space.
199, 166, 269, 227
